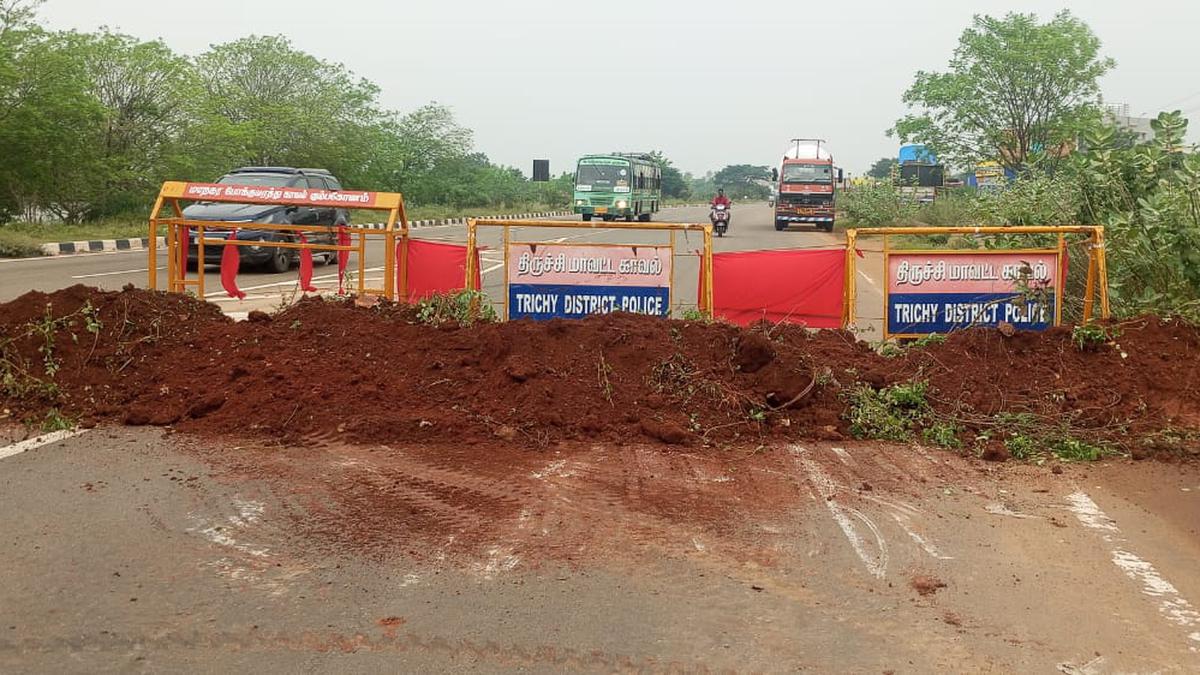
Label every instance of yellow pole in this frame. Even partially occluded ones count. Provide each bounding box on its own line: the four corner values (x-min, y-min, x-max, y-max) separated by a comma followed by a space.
502, 225, 511, 320
384, 206, 397, 301
668, 229, 676, 316
1095, 227, 1110, 319
702, 225, 714, 318
1083, 230, 1098, 323
170, 200, 185, 293
196, 225, 205, 299
1056, 233, 1066, 326
465, 220, 477, 291
844, 229, 858, 328
147, 195, 163, 291
165, 217, 177, 293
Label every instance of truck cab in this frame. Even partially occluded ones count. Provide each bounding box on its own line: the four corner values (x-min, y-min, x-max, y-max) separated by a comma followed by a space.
774, 139, 840, 232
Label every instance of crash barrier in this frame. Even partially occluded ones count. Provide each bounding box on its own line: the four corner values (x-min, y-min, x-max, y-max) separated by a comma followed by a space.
845, 226, 1110, 339
398, 239, 481, 302
699, 248, 846, 328
149, 181, 407, 300
464, 219, 714, 320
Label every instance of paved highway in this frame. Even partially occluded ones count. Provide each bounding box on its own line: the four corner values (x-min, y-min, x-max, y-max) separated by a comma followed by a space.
0, 203, 885, 335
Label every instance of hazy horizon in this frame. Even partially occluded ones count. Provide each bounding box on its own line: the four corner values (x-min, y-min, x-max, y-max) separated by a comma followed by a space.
39, 0, 1200, 179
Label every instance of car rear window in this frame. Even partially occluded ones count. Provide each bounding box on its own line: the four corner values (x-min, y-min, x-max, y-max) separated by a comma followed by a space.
218, 173, 301, 188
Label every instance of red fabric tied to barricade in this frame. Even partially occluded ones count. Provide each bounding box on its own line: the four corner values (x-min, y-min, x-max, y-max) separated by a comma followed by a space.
336, 225, 351, 295
219, 229, 245, 300
702, 248, 846, 328
298, 233, 318, 293
397, 239, 482, 302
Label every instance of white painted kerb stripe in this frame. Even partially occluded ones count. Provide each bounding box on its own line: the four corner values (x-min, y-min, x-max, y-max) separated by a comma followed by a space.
0, 429, 86, 460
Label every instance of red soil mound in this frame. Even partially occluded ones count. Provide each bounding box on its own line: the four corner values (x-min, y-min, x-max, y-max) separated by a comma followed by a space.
2, 286, 1198, 456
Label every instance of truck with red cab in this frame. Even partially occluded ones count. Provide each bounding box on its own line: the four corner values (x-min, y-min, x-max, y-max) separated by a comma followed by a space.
773, 139, 841, 232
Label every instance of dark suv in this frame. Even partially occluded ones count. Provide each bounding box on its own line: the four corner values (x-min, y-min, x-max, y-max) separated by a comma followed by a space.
184, 167, 349, 273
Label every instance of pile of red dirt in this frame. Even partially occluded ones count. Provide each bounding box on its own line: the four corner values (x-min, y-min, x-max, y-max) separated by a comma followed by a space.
2, 286, 1198, 456
885, 318, 1200, 451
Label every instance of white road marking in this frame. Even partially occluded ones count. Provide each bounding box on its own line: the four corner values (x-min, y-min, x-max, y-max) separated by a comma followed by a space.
890, 512, 954, 560
792, 445, 888, 579
857, 270, 880, 290
188, 498, 269, 558
71, 266, 163, 279
1066, 491, 1200, 652
474, 545, 520, 579
984, 503, 1041, 519
0, 429, 87, 460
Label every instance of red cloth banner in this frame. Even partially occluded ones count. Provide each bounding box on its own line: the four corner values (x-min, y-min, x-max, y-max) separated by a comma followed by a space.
219, 229, 245, 300
336, 225, 350, 295
398, 239, 482, 302
705, 248, 846, 327
297, 233, 317, 293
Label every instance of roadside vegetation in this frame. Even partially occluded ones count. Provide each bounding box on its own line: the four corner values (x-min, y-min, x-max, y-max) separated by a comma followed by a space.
836, 9, 1200, 324
0, 1, 731, 250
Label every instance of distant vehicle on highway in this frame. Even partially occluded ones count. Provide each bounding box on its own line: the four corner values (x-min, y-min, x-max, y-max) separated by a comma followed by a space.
184, 167, 347, 273
573, 153, 661, 222
773, 139, 841, 232
895, 144, 945, 203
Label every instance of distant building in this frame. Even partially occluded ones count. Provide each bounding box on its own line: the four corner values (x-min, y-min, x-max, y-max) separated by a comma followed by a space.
1104, 103, 1155, 143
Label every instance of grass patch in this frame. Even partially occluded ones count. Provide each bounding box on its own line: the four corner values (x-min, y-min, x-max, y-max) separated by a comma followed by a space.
3, 217, 149, 245
0, 230, 44, 258
1072, 323, 1119, 350
845, 380, 931, 442
416, 290, 498, 326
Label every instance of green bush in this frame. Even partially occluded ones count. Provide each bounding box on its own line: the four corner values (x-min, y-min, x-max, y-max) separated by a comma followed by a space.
846, 380, 932, 441
0, 231, 43, 258
416, 290, 498, 326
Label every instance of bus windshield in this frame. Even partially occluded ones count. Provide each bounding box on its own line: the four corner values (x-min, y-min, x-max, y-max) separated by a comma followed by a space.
576, 163, 630, 190
782, 164, 832, 184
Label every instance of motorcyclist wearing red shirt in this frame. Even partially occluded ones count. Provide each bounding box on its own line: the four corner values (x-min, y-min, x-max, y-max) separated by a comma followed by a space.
711, 189, 731, 208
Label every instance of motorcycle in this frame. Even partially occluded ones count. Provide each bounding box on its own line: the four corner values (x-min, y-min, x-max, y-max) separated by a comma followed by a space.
710, 203, 730, 237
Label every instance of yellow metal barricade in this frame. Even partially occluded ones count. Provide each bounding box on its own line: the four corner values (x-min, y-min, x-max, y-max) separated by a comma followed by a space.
844, 225, 1110, 338
465, 219, 714, 319
148, 181, 408, 300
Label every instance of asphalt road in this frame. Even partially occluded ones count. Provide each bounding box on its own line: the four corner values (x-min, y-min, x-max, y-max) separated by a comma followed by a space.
2, 428, 1197, 672
0, 203, 886, 335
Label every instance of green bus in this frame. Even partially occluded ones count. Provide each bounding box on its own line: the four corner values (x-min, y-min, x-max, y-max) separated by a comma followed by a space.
572, 154, 662, 222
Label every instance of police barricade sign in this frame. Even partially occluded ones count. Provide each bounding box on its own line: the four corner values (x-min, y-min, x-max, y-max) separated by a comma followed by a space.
886, 250, 1060, 338
507, 243, 672, 320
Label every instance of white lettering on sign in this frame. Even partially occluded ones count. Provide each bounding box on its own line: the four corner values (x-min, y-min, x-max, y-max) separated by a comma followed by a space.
892, 303, 939, 324
513, 294, 559, 315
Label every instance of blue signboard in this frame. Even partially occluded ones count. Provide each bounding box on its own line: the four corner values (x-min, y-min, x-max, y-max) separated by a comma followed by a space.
508, 284, 670, 320
888, 292, 1056, 334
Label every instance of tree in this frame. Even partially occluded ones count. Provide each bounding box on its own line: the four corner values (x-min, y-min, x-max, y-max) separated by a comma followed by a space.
713, 164, 772, 198
866, 157, 897, 179
71, 31, 199, 217
647, 151, 689, 199
891, 11, 1114, 173
0, 29, 105, 221
193, 35, 387, 177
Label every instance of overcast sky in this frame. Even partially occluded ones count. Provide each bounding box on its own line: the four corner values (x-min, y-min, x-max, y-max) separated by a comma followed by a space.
38, 0, 1200, 178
